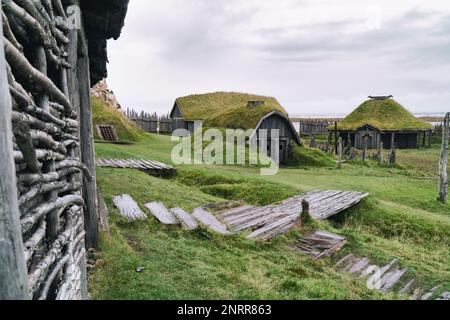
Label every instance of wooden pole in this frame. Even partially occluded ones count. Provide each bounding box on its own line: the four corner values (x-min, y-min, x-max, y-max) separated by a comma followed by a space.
362, 136, 368, 161
438, 113, 449, 204
338, 137, 343, 168
334, 122, 338, 154
77, 30, 99, 249
378, 141, 384, 165
0, 6, 30, 298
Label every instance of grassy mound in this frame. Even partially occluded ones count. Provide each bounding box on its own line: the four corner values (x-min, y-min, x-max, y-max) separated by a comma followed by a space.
285, 144, 335, 167
336, 99, 432, 131
92, 96, 145, 142
174, 168, 298, 206
176, 92, 287, 123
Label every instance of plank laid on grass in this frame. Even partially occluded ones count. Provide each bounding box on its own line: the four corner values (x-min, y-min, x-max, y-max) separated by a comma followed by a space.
292, 230, 347, 259
145, 202, 179, 225
113, 195, 147, 221
230, 190, 369, 240
192, 207, 230, 235
170, 207, 198, 230
220, 205, 255, 219
380, 268, 408, 293
97, 158, 176, 176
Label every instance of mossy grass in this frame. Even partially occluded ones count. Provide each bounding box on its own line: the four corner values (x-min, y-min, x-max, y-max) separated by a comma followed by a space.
92, 96, 146, 142
335, 99, 433, 131
175, 91, 290, 131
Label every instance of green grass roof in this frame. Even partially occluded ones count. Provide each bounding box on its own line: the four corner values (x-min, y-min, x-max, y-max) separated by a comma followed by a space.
175, 92, 287, 128
337, 99, 433, 131
92, 97, 145, 142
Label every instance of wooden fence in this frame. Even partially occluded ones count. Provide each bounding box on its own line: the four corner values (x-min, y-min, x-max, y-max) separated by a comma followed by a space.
127, 108, 172, 134
294, 120, 333, 135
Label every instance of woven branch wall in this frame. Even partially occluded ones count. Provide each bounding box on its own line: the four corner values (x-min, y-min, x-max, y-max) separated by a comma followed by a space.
1, 0, 91, 300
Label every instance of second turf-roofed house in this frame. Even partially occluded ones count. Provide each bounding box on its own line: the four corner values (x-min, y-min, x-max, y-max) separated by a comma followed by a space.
334, 96, 433, 149
170, 92, 302, 163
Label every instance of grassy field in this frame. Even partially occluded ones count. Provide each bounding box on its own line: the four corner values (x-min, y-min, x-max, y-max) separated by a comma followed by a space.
89, 132, 449, 300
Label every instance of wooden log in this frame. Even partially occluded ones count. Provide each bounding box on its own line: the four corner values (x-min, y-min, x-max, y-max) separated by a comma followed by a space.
3, 38, 73, 113
0, 10, 30, 298
438, 113, 449, 204
21, 195, 84, 234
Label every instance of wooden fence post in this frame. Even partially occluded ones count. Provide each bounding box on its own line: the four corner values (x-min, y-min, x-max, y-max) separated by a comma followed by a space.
361, 136, 368, 161
0, 8, 30, 298
338, 137, 343, 168
438, 113, 449, 204
77, 32, 99, 249
378, 141, 384, 165
334, 122, 338, 154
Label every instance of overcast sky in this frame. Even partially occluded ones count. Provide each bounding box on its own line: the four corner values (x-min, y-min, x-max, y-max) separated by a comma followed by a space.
106, 0, 450, 116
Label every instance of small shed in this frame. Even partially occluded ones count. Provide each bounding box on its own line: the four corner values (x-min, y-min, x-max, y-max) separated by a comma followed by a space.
170, 92, 301, 163
334, 96, 433, 149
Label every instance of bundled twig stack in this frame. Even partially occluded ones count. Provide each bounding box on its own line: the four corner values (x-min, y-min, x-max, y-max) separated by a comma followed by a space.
1, 0, 89, 300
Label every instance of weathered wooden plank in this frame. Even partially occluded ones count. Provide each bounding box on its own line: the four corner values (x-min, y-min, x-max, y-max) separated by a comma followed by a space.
421, 285, 442, 300
335, 254, 355, 268
293, 230, 347, 259
113, 195, 147, 221
97, 158, 176, 176
228, 190, 369, 240
438, 113, 449, 204
221, 205, 255, 219
145, 202, 179, 225
380, 268, 407, 293
399, 279, 416, 295
77, 38, 98, 251
170, 207, 197, 230
0, 12, 30, 298
246, 215, 298, 240
192, 208, 230, 235
348, 257, 370, 274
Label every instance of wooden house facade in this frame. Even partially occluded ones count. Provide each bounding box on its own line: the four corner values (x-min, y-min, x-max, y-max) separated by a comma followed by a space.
334, 97, 433, 149
170, 92, 302, 164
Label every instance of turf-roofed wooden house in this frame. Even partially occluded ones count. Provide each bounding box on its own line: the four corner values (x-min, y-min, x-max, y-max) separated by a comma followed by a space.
334, 96, 433, 149
170, 92, 302, 163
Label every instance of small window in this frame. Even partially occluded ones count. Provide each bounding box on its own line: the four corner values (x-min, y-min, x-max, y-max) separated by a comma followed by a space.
97, 125, 118, 141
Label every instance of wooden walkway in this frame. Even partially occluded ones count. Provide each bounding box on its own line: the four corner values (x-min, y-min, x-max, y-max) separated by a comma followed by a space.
97, 158, 176, 176
335, 254, 449, 300
221, 190, 369, 240
112, 190, 368, 240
